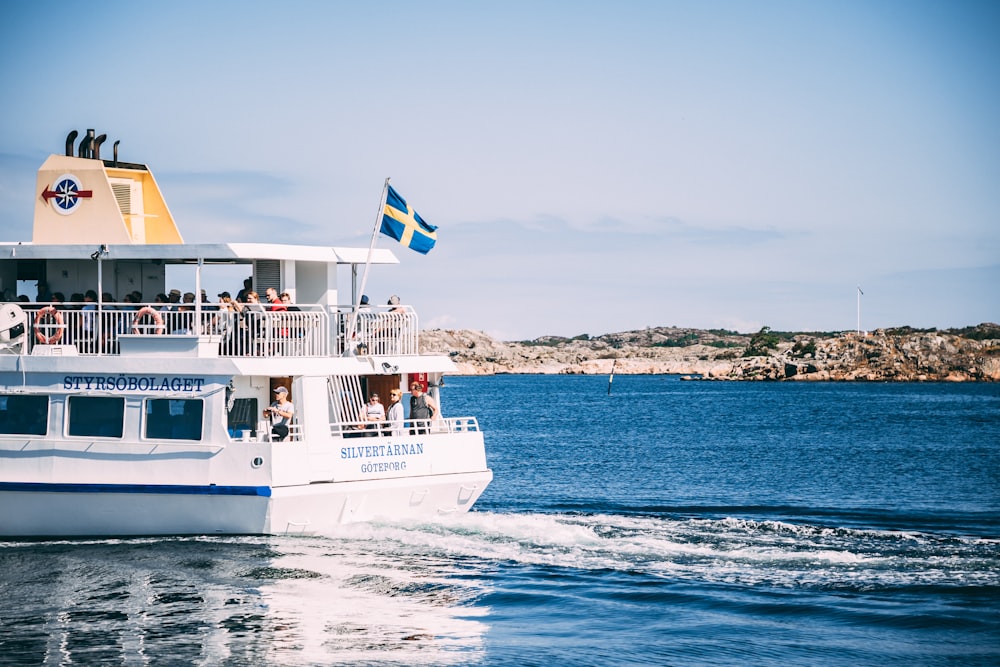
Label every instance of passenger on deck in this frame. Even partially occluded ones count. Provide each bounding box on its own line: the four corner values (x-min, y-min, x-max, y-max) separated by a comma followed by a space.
409, 382, 438, 435
100, 292, 116, 352
118, 294, 137, 337
241, 291, 264, 354
214, 292, 237, 353
81, 290, 98, 352
378, 295, 406, 353
236, 277, 253, 304
266, 287, 287, 312
387, 389, 404, 437
170, 292, 197, 334
353, 295, 374, 355
166, 289, 182, 310
264, 386, 294, 441
36, 282, 52, 302
245, 291, 263, 311
360, 393, 385, 436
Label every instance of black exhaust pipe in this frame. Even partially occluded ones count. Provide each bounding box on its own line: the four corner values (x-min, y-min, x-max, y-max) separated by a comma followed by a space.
113, 140, 120, 167
93, 134, 107, 160
77, 129, 96, 158
65, 129, 78, 157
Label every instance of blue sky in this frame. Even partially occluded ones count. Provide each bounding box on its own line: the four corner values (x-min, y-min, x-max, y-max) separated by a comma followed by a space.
1, 1, 997, 340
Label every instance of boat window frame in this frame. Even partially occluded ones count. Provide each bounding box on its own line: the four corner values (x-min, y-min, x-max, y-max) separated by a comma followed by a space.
66, 395, 126, 439
0, 393, 50, 436
142, 397, 205, 442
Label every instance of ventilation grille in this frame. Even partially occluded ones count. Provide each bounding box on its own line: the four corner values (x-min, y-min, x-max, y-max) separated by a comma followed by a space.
255, 260, 281, 294
111, 181, 132, 214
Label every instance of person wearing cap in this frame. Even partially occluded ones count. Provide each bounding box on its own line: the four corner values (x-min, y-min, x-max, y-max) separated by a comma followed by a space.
354, 294, 374, 355
161, 289, 181, 321
375, 294, 407, 353
263, 386, 294, 441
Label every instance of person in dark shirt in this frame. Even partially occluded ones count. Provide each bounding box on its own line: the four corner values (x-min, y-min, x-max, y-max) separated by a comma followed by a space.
408, 382, 438, 435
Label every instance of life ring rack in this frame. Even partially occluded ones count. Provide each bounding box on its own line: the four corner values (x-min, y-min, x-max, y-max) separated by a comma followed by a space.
132, 306, 165, 335
34, 306, 65, 345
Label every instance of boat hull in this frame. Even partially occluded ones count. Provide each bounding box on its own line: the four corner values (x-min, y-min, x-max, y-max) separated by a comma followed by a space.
0, 470, 492, 538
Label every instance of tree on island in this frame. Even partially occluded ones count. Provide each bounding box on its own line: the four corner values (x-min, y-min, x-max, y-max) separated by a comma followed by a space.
743, 326, 780, 357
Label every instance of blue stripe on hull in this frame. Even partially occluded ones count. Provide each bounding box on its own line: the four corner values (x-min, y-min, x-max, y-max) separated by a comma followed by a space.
0, 482, 272, 497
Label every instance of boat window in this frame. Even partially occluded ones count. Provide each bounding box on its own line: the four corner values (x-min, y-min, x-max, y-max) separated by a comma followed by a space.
0, 394, 49, 436
144, 398, 204, 441
227, 397, 258, 434
67, 396, 125, 438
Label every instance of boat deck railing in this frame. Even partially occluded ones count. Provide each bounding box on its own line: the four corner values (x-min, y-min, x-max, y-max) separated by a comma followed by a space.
330, 416, 481, 438
16, 302, 419, 358
228, 417, 479, 443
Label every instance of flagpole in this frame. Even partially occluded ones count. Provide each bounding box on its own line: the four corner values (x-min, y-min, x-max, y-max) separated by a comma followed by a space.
345, 178, 390, 354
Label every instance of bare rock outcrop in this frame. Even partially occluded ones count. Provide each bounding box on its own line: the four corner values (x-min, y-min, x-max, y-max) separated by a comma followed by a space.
420, 324, 1000, 381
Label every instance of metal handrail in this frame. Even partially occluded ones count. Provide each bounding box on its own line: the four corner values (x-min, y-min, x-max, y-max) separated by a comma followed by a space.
17, 302, 419, 358
330, 416, 480, 437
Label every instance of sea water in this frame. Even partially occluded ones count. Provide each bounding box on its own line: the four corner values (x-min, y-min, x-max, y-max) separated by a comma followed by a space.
1, 376, 998, 666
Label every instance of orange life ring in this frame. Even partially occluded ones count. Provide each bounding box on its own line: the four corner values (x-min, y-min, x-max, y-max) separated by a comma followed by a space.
132, 306, 165, 335
34, 306, 64, 345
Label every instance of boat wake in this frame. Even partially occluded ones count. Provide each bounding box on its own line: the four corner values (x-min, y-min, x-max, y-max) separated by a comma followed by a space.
3, 510, 997, 666
323, 510, 1000, 592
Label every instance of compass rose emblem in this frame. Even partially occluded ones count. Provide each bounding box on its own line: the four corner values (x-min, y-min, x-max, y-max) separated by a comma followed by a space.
42, 173, 92, 215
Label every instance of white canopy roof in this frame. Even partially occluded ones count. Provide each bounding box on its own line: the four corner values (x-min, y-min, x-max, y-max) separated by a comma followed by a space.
0, 242, 399, 265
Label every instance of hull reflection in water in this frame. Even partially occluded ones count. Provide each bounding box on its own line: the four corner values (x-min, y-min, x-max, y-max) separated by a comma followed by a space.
1, 524, 493, 666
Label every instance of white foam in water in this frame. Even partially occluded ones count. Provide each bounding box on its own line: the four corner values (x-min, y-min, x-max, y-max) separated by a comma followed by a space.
317, 511, 999, 592
199, 509, 995, 663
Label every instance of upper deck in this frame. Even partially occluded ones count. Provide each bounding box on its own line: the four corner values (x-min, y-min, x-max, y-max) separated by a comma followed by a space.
0, 130, 420, 360
8, 299, 416, 358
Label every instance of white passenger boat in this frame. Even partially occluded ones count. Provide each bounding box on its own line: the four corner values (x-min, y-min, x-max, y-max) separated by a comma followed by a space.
0, 130, 491, 537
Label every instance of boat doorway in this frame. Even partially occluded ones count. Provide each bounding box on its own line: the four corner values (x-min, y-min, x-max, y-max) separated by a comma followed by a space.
363, 375, 401, 404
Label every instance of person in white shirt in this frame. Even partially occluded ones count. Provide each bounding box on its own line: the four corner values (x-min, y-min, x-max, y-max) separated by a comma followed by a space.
387, 389, 404, 436
263, 386, 294, 441
360, 393, 385, 436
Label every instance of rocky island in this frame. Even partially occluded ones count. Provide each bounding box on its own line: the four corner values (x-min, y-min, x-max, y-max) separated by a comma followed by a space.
420, 323, 1000, 381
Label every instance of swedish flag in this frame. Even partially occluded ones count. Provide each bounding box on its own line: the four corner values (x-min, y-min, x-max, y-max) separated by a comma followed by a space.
380, 185, 437, 254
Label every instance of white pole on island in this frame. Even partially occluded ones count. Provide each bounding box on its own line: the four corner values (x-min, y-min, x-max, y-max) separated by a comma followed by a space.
857, 285, 863, 334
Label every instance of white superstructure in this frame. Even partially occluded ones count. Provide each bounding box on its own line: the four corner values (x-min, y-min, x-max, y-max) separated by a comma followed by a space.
0, 130, 491, 537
